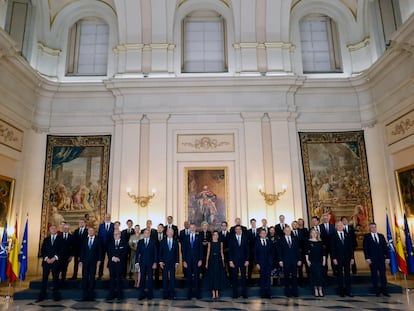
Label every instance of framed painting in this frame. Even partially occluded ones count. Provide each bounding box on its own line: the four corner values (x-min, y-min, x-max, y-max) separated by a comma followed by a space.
40, 135, 111, 251
299, 131, 373, 246
395, 164, 414, 217
185, 167, 228, 230
0, 175, 15, 228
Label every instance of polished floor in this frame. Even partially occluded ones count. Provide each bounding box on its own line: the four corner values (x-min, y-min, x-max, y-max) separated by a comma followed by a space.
0, 292, 413, 311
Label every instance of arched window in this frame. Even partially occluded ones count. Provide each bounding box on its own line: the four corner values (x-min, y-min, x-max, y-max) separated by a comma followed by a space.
299, 15, 342, 73
182, 10, 227, 73
66, 18, 109, 76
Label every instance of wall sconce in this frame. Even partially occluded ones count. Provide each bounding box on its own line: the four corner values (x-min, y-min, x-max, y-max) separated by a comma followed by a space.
258, 184, 287, 205
126, 187, 156, 207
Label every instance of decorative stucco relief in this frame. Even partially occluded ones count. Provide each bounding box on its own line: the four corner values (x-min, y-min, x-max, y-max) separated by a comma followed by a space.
386, 109, 414, 145
0, 119, 23, 152
177, 134, 235, 153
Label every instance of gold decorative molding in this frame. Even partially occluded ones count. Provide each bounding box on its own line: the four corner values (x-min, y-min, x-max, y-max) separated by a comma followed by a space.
37, 42, 61, 56
386, 109, 414, 145
347, 37, 370, 52
0, 119, 23, 152
177, 134, 235, 153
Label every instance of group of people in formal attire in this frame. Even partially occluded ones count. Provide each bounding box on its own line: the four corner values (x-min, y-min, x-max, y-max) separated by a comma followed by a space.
36, 213, 392, 302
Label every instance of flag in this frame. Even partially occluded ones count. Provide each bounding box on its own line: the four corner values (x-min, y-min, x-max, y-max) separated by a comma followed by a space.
394, 214, 408, 275
6, 220, 19, 282
386, 214, 398, 275
403, 213, 414, 273
0, 222, 8, 281
19, 218, 28, 281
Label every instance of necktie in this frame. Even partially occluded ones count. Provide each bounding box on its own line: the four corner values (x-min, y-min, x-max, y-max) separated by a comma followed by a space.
288, 237, 291, 247
281, 224, 284, 230
168, 238, 172, 251
223, 231, 226, 237
344, 226, 348, 233
253, 229, 256, 237
340, 232, 344, 243
186, 229, 189, 236
191, 235, 194, 248
262, 239, 265, 246
51, 235, 55, 246
375, 234, 379, 244
88, 237, 92, 249
294, 230, 297, 237
325, 223, 329, 233
159, 233, 162, 241
116, 240, 119, 247
80, 228, 83, 235
315, 226, 319, 232
106, 223, 109, 231
237, 236, 241, 246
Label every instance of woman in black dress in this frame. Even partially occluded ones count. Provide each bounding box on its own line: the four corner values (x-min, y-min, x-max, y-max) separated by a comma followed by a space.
306, 228, 326, 297
205, 230, 228, 299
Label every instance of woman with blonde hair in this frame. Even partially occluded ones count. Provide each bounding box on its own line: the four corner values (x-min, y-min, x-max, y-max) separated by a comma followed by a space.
306, 228, 326, 297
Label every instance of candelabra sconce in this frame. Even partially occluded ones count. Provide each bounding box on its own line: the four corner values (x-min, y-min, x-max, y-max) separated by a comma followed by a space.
126, 187, 156, 207
258, 184, 287, 205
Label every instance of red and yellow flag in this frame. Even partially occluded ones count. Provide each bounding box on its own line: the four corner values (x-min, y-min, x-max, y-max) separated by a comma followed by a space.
394, 214, 408, 275
6, 220, 19, 282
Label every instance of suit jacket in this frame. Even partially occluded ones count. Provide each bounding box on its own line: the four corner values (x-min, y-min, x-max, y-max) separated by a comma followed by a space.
363, 233, 389, 264
218, 231, 230, 250
59, 233, 74, 259
179, 228, 190, 244
228, 234, 250, 265
292, 229, 307, 253
275, 223, 287, 238
163, 224, 179, 238
80, 235, 102, 264
73, 227, 88, 256
155, 231, 166, 248
319, 223, 335, 245
98, 222, 114, 246
330, 231, 354, 264
121, 228, 135, 243
41, 234, 63, 261
276, 235, 301, 266
344, 225, 357, 250
135, 238, 158, 267
141, 228, 158, 241
159, 237, 179, 265
107, 238, 127, 263
254, 238, 274, 268
181, 233, 203, 264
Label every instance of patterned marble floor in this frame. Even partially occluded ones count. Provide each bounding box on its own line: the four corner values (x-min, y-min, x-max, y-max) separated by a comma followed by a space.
0, 293, 413, 311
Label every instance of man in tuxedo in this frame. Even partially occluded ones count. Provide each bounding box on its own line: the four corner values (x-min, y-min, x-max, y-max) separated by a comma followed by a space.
363, 222, 390, 297
97, 213, 114, 279
121, 219, 135, 278
255, 228, 274, 298
36, 225, 63, 302
342, 216, 358, 274
230, 217, 247, 236
228, 225, 250, 298
79, 227, 101, 301
164, 216, 179, 238
159, 228, 180, 299
135, 228, 158, 300
247, 218, 258, 286
154, 223, 165, 288
277, 226, 302, 297
141, 219, 158, 240
275, 215, 287, 238
219, 221, 230, 275
331, 221, 355, 297
71, 219, 88, 280
106, 230, 127, 302
319, 213, 335, 274
291, 220, 306, 286
181, 223, 204, 299
58, 223, 74, 284
179, 220, 191, 277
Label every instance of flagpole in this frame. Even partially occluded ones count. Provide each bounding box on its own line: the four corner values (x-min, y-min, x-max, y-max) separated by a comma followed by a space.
6, 281, 11, 301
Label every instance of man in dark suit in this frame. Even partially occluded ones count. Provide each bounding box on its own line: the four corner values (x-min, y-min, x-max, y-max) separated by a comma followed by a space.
71, 219, 88, 280
164, 216, 179, 238
342, 216, 358, 274
121, 219, 135, 279
230, 217, 247, 236
247, 218, 258, 286
219, 221, 230, 275
291, 220, 306, 286
319, 213, 335, 275
154, 223, 165, 288
58, 223, 74, 283
106, 230, 127, 302
159, 228, 180, 299
97, 213, 114, 279
363, 222, 390, 297
141, 219, 158, 240
79, 227, 101, 301
182, 223, 204, 299
228, 224, 250, 298
36, 225, 63, 302
179, 220, 191, 277
275, 214, 287, 238
277, 226, 302, 297
135, 228, 158, 300
331, 221, 355, 297
255, 228, 274, 298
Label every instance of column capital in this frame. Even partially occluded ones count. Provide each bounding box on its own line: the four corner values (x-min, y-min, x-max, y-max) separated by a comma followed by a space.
241, 112, 265, 122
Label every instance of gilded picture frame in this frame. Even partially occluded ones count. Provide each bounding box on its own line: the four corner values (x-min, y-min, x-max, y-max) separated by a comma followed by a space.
299, 131, 373, 247
395, 164, 414, 217
0, 175, 15, 228
185, 167, 228, 231
40, 135, 111, 252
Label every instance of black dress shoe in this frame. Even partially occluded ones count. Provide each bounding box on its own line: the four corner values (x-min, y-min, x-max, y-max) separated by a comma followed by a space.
35, 298, 45, 303
383, 293, 390, 297
346, 293, 354, 297
375, 292, 381, 297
